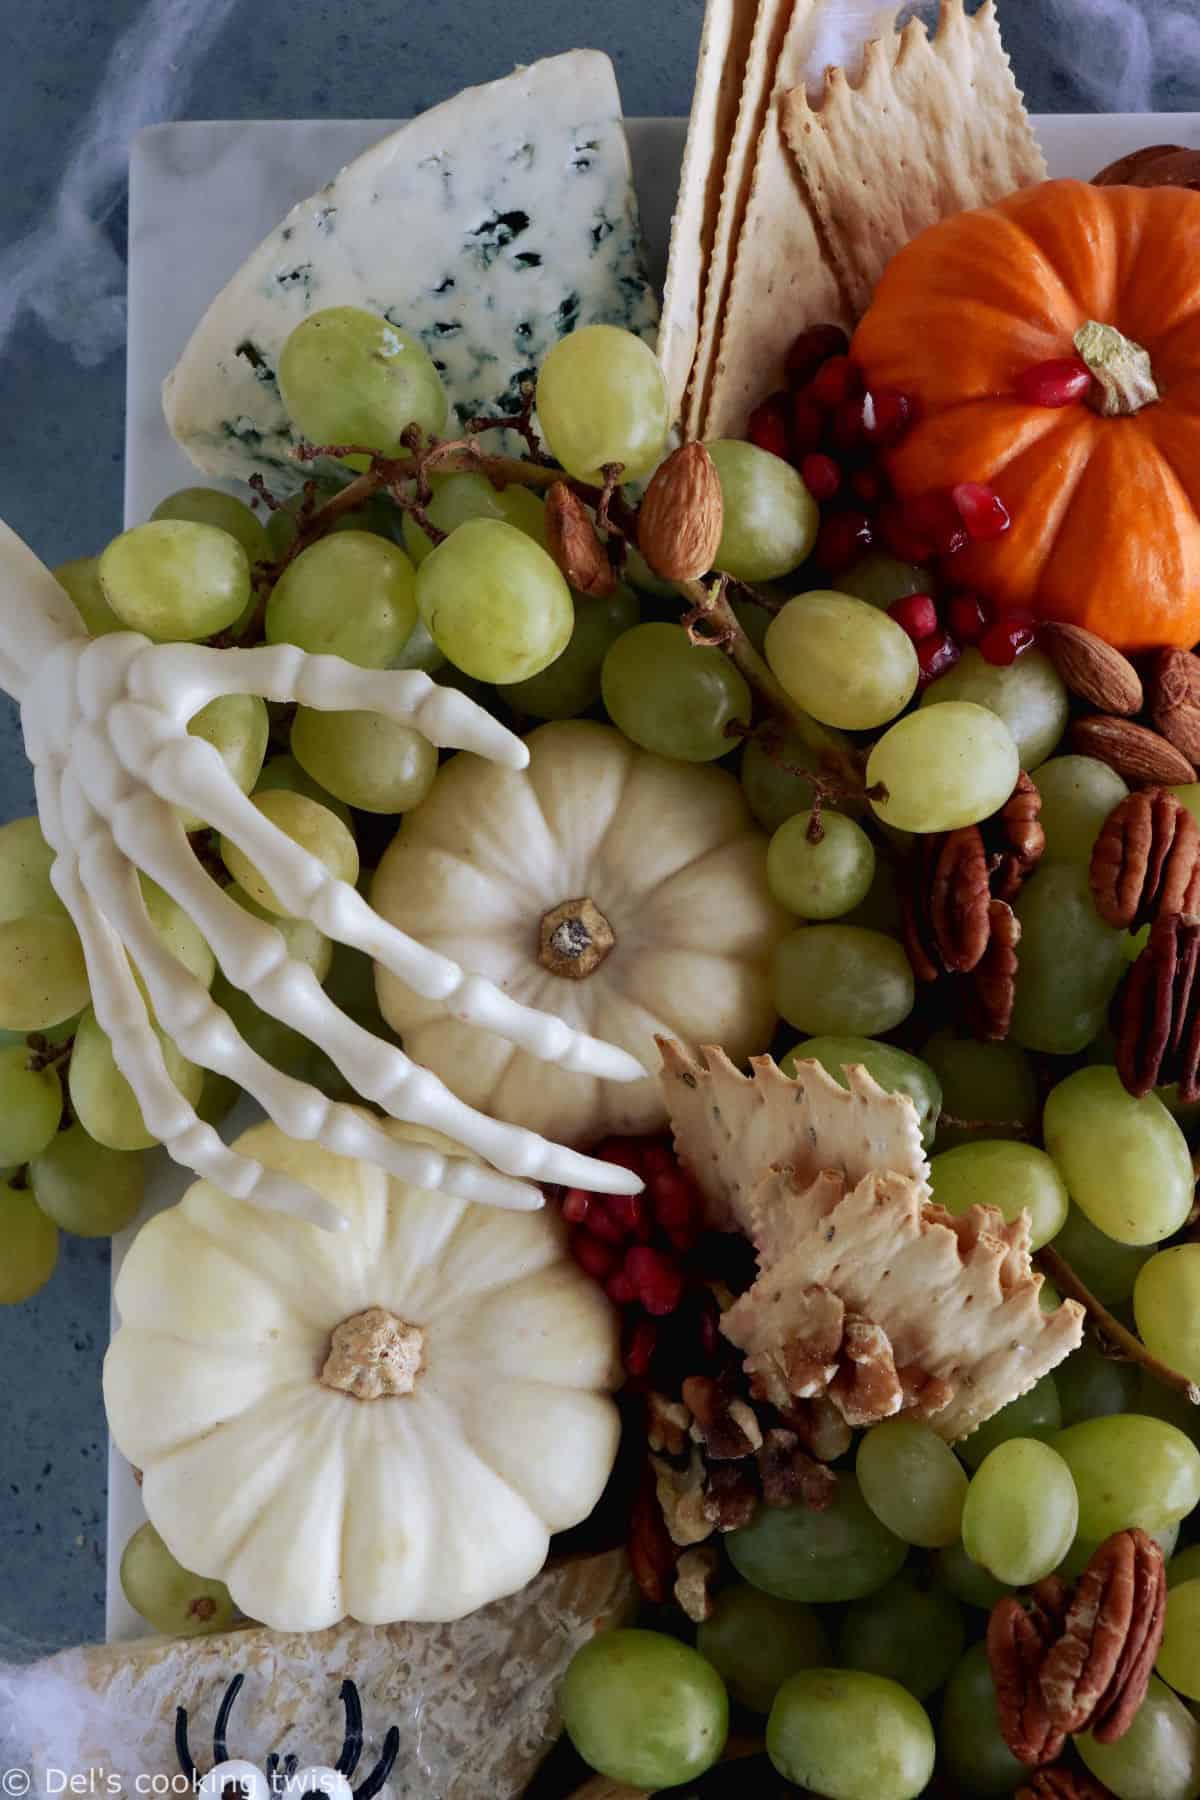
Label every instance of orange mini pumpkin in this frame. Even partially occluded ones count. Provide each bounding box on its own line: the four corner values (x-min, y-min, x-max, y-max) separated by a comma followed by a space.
853, 178, 1200, 651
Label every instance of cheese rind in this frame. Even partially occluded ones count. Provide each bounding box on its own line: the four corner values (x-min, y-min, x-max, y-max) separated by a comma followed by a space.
163, 52, 658, 488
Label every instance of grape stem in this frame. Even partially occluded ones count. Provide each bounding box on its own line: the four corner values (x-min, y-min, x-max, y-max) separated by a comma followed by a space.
1036, 1244, 1200, 1403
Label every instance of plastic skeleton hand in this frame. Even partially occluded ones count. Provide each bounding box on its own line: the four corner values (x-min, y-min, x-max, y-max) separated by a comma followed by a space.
1, 522, 644, 1228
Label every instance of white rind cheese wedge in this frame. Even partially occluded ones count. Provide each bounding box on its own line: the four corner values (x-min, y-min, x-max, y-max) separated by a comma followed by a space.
163, 51, 658, 489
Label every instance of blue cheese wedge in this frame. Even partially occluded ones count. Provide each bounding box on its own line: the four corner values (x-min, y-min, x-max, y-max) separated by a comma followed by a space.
163, 50, 658, 488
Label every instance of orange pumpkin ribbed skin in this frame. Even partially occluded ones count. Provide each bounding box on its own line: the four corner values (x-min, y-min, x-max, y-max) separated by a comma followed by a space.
852, 179, 1200, 651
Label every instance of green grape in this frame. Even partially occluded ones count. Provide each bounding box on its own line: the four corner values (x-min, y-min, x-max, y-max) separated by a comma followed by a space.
766, 1669, 935, 1800
939, 1642, 1031, 1796
225, 884, 332, 982
922, 1031, 1038, 1151
99, 520, 250, 642
151, 486, 271, 564
707, 438, 819, 581
0, 816, 67, 922
1055, 1415, 1200, 1538
919, 647, 1068, 771
835, 552, 932, 609
277, 306, 448, 461
69, 1007, 203, 1152
740, 729, 837, 833
253, 754, 353, 833
416, 518, 572, 683
266, 531, 418, 668
1169, 1546, 1200, 1590
766, 811, 876, 918
263, 483, 393, 559
1136, 1370, 1200, 1444
929, 1141, 1068, 1251
561, 1628, 728, 1790
400, 471, 547, 566
119, 1522, 238, 1638
1136, 1247, 1200, 1386
958, 1375, 1061, 1471
54, 556, 123, 636
623, 542, 676, 596
837, 1570, 965, 1701
500, 584, 639, 720
1058, 1519, 1179, 1582
212, 972, 325, 1084
765, 591, 918, 730
1170, 784, 1200, 832
30, 1123, 144, 1237
0, 1046, 62, 1165
178, 694, 270, 830
535, 325, 670, 484
495, 483, 549, 549
781, 1036, 941, 1148
1051, 1204, 1152, 1307
197, 1070, 241, 1127
697, 1584, 830, 1714
857, 1417, 967, 1547
1056, 1338, 1141, 1427
1010, 865, 1127, 1056
1035, 755, 1128, 864
601, 621, 751, 761
731, 593, 770, 653
933, 1539, 1012, 1610
867, 703, 1020, 834
220, 790, 359, 917
290, 707, 437, 814
1040, 1277, 1063, 1312
773, 926, 914, 1037
728, 1471, 907, 1603
1078, 1674, 1200, 1800
844, 857, 905, 935
961, 1438, 1078, 1584
139, 875, 216, 990
1043, 1065, 1193, 1245
390, 613, 447, 674
0, 1179, 58, 1304
322, 937, 385, 1033
0, 916, 89, 1031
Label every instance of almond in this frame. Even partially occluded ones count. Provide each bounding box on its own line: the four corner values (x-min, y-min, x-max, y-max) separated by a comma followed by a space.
1148, 648, 1200, 765
637, 442, 725, 583
1068, 715, 1195, 787
544, 482, 615, 598
1039, 621, 1143, 716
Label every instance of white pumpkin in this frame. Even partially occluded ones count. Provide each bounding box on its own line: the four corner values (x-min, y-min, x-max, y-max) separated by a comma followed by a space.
103, 1120, 621, 1633
372, 720, 790, 1144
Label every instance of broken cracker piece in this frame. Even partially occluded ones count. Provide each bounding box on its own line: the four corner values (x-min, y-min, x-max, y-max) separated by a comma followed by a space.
781, 0, 1046, 321
657, 1038, 927, 1233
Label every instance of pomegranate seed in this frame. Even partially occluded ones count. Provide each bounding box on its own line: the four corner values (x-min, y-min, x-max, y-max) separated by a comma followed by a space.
625, 1246, 685, 1317
583, 1201, 627, 1246
816, 509, 874, 572
811, 355, 862, 411
851, 466, 887, 506
651, 1168, 698, 1229
606, 1270, 637, 1306
562, 1188, 591, 1225
747, 392, 791, 460
947, 591, 990, 645
607, 1189, 651, 1242
593, 1137, 646, 1177
878, 498, 934, 564
785, 323, 850, 388
831, 398, 867, 452
862, 386, 915, 446
624, 1318, 658, 1379
917, 630, 962, 687
571, 1230, 619, 1282
1015, 354, 1091, 408
907, 490, 969, 557
953, 481, 1011, 541
801, 452, 841, 501
790, 395, 825, 457
979, 613, 1037, 667
888, 593, 939, 643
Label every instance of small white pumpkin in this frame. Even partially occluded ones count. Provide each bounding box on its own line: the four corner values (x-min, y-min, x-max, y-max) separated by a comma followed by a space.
103, 1120, 621, 1633
372, 719, 790, 1144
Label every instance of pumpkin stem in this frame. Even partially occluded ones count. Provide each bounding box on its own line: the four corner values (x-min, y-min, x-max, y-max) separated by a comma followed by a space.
322, 1306, 424, 1399
539, 896, 616, 979
1074, 320, 1160, 417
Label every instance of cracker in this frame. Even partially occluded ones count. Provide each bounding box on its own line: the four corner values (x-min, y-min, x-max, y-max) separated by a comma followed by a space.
658, 0, 762, 429
699, 0, 854, 441
781, 0, 1047, 322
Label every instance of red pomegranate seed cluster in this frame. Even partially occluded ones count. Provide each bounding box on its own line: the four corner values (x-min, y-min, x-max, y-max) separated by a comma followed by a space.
747, 324, 1040, 679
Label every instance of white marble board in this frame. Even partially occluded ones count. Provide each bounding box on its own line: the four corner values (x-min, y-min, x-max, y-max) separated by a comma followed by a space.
110, 109, 1200, 1640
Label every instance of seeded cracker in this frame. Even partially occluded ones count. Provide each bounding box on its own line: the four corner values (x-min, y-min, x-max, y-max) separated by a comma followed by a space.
780, 0, 1046, 322
659, 0, 761, 430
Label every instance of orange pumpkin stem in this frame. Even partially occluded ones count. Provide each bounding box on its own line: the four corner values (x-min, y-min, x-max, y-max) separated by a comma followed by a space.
1074, 319, 1160, 418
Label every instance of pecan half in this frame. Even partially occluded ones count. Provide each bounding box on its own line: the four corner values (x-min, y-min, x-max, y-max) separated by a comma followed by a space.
653, 1448, 713, 1547
988, 772, 1046, 904
682, 1373, 763, 1460
966, 898, 1021, 1041
703, 1461, 758, 1532
775, 1392, 855, 1463
1038, 1529, 1167, 1741
1115, 912, 1200, 1101
757, 1427, 837, 1510
988, 1590, 1069, 1767
930, 828, 993, 972
674, 1545, 720, 1623
1149, 648, 1200, 764
1018, 1768, 1116, 1799
646, 1389, 691, 1457
828, 1315, 904, 1427
1090, 790, 1200, 929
